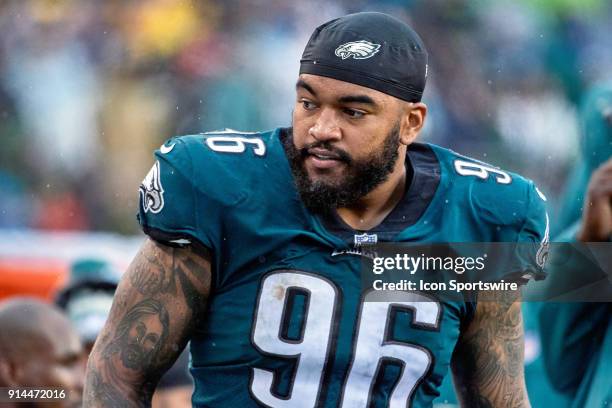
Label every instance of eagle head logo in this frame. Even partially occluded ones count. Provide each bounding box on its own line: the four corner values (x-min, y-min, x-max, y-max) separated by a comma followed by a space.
139, 161, 165, 214
335, 40, 381, 60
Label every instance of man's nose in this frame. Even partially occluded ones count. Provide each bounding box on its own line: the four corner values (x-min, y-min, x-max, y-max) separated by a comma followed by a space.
309, 108, 341, 142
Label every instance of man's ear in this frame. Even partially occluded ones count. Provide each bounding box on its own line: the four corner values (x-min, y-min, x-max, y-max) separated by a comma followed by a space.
399, 102, 427, 145
0, 357, 20, 387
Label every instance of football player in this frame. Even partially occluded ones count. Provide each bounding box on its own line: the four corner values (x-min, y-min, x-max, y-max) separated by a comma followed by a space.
84, 12, 548, 407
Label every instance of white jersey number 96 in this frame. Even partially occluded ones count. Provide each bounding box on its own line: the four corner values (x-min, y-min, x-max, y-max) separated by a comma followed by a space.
251, 271, 441, 408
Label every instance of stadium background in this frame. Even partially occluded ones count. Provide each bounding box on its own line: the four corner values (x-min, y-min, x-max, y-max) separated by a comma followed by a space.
0, 0, 610, 407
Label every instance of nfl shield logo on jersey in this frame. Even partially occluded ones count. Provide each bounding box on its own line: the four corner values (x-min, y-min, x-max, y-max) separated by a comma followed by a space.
354, 233, 378, 247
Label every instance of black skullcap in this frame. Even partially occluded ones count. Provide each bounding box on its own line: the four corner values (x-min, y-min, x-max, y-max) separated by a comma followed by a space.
300, 12, 428, 102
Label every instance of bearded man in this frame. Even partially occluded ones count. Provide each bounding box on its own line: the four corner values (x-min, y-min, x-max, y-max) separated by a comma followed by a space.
85, 12, 548, 408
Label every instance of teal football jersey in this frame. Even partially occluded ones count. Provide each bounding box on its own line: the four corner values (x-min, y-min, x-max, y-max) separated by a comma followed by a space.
137, 127, 548, 408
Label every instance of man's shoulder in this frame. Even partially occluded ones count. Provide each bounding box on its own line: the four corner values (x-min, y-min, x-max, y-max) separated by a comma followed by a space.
138, 127, 296, 249
428, 143, 533, 188
166, 127, 282, 165
156, 127, 287, 195
425, 143, 546, 230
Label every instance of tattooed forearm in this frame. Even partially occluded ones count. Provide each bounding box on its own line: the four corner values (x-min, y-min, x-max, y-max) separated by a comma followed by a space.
453, 289, 530, 408
86, 368, 146, 408
84, 239, 212, 407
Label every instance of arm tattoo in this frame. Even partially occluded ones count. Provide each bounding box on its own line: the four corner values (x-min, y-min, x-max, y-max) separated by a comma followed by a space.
129, 248, 177, 296
453, 289, 530, 408
84, 239, 211, 407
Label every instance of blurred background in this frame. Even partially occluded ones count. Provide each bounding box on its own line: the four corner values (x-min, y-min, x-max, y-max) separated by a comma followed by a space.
0, 0, 610, 407
1, 0, 611, 237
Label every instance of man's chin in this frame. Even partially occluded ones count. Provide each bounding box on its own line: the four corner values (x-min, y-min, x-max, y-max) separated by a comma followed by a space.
297, 178, 352, 213
304, 175, 344, 193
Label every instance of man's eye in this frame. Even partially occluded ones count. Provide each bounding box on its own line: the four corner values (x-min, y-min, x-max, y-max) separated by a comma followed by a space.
302, 100, 316, 110
344, 108, 365, 118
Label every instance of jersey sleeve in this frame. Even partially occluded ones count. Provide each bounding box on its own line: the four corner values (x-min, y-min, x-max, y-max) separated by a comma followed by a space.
137, 137, 219, 250
472, 180, 550, 285
513, 182, 549, 282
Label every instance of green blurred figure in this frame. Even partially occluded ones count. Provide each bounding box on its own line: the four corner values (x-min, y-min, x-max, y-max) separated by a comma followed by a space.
555, 84, 612, 235
539, 83, 612, 408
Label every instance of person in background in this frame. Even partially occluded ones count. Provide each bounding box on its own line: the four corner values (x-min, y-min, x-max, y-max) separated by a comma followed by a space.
516, 82, 612, 408
56, 258, 193, 407
539, 84, 612, 408
56, 259, 122, 354
0, 297, 85, 408
554, 83, 612, 235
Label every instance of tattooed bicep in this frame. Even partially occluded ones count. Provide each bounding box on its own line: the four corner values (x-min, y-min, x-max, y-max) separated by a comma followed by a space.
126, 239, 211, 299
452, 290, 530, 408
84, 239, 212, 406
116, 238, 212, 341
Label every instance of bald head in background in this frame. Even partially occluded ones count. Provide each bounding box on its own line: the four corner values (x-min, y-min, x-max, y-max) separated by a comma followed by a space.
0, 298, 85, 408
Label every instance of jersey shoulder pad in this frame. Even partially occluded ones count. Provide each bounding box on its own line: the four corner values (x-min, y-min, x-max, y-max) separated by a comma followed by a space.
175, 128, 278, 204
430, 144, 549, 280
137, 128, 282, 249
430, 143, 547, 232
137, 135, 217, 248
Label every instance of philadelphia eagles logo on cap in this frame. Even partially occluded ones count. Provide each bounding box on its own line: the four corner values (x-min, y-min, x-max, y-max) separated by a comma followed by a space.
335, 40, 381, 60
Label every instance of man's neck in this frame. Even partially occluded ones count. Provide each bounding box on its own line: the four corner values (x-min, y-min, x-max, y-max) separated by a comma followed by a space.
336, 158, 407, 231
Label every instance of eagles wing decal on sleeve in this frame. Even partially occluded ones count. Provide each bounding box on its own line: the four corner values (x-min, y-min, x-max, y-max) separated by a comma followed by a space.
139, 161, 165, 214
536, 212, 550, 269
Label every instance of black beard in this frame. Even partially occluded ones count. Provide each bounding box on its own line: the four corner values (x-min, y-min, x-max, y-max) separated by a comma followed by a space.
283, 124, 401, 213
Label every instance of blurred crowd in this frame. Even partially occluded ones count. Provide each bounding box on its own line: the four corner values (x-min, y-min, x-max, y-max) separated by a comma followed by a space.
0, 0, 610, 234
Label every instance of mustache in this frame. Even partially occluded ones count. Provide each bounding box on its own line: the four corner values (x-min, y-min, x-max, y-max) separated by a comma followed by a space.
298, 141, 352, 163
